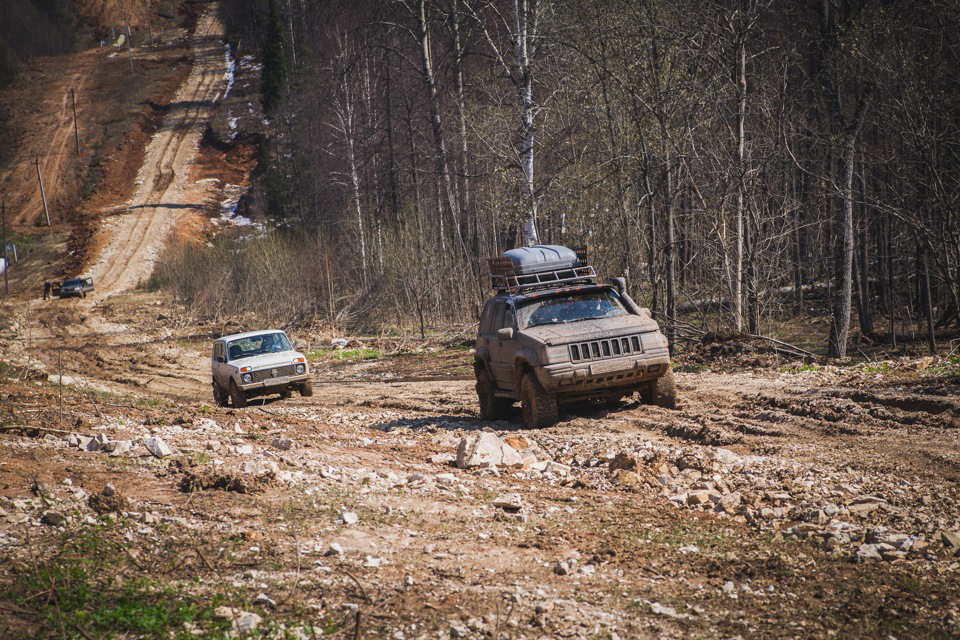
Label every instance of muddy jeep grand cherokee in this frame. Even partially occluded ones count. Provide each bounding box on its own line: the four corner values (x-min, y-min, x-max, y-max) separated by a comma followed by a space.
475, 246, 675, 428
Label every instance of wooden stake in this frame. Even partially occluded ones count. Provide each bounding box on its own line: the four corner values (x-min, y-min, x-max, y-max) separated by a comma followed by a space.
58, 350, 63, 427
2, 199, 8, 295
71, 89, 80, 154
35, 156, 50, 225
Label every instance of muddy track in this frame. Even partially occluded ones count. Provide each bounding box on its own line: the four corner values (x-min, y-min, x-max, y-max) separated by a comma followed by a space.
87, 10, 226, 296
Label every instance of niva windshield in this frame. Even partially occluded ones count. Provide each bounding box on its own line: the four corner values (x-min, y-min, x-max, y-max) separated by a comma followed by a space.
227, 333, 292, 360
516, 290, 628, 328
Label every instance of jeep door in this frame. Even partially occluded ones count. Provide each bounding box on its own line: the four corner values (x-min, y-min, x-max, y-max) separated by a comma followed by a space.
489, 302, 521, 391
212, 342, 229, 388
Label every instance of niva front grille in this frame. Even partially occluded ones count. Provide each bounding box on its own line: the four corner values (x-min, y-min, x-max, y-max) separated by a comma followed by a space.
569, 335, 643, 362
251, 364, 296, 383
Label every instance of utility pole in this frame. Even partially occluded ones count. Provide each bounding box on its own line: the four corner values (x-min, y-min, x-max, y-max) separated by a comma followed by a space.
36, 156, 51, 225
144, 0, 154, 45
2, 199, 8, 295
127, 25, 134, 73
71, 89, 80, 154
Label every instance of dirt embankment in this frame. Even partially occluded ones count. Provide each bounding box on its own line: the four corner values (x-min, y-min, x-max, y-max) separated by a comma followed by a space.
0, 0, 198, 287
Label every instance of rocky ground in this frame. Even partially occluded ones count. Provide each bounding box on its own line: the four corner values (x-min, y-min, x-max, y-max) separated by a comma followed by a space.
1, 295, 958, 639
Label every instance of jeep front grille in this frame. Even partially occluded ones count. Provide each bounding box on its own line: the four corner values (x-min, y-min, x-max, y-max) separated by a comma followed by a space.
251, 364, 296, 383
569, 335, 643, 362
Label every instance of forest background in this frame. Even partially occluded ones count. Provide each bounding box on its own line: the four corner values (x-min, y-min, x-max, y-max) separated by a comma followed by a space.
7, 0, 960, 358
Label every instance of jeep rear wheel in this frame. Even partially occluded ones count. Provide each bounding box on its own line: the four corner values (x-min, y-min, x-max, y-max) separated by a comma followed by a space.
641, 367, 677, 409
229, 380, 247, 408
520, 371, 559, 429
212, 380, 229, 407
476, 368, 512, 421
300, 379, 313, 397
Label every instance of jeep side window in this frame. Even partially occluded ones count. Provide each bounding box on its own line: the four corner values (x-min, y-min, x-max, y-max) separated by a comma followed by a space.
492, 303, 506, 332
503, 306, 515, 330
479, 301, 495, 335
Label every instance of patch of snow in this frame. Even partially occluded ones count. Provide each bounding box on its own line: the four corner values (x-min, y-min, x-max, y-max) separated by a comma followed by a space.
223, 42, 236, 99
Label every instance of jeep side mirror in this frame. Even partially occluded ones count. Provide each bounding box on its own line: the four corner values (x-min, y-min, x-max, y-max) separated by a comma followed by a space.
497, 327, 515, 341
612, 277, 627, 296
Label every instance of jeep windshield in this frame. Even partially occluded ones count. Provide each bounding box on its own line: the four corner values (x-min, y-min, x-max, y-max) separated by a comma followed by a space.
62, 279, 83, 287
517, 290, 628, 328
227, 332, 292, 361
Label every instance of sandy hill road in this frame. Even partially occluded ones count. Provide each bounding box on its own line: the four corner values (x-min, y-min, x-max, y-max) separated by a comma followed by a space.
87, 8, 227, 297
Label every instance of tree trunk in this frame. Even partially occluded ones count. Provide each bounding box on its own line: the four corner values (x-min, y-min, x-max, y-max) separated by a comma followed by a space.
665, 153, 676, 352
732, 17, 746, 333
922, 242, 937, 354
415, 0, 463, 252
514, 0, 539, 246
828, 136, 856, 358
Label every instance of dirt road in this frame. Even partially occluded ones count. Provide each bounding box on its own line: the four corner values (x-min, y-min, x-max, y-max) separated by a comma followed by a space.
87, 9, 227, 296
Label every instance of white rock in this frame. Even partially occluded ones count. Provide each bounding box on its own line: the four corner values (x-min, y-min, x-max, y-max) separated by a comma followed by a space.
325, 543, 344, 556
364, 555, 385, 568
341, 511, 359, 525
253, 593, 276, 608
213, 607, 262, 632
650, 602, 678, 618
492, 493, 523, 511
144, 437, 172, 458
714, 448, 740, 465
455, 432, 523, 469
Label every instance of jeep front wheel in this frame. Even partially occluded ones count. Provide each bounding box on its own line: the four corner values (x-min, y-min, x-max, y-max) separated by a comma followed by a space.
212, 380, 229, 407
520, 371, 559, 429
300, 379, 313, 397
476, 368, 511, 421
229, 380, 247, 408
641, 367, 677, 409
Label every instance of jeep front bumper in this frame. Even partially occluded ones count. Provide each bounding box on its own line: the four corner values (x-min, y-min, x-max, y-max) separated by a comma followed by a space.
238, 373, 310, 392
535, 348, 670, 393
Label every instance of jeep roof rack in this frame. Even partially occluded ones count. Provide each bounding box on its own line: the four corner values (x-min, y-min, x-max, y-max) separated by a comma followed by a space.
487, 245, 596, 293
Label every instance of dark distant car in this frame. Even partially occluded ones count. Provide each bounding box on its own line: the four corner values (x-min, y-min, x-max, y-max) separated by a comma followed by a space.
57, 276, 94, 299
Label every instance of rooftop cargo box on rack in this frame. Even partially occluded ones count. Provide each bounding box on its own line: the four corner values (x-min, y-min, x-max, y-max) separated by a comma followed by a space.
501, 245, 580, 275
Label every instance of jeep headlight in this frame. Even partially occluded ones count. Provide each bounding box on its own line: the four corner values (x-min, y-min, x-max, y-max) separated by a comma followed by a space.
241, 373, 252, 384
295, 364, 305, 374
545, 346, 570, 362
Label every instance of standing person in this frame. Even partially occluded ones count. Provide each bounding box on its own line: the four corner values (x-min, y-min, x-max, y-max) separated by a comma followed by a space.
43, 280, 51, 300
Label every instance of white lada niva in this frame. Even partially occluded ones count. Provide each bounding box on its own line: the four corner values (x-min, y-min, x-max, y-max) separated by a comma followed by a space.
211, 330, 313, 407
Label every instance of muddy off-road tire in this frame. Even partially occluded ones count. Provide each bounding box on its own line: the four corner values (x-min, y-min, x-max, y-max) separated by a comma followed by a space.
280, 390, 293, 399
212, 381, 229, 407
476, 368, 512, 420
520, 371, 559, 428
229, 380, 247, 408
641, 367, 677, 409
300, 379, 313, 397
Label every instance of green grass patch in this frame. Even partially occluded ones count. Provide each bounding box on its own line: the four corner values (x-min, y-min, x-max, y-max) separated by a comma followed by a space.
3, 529, 233, 639
80, 155, 105, 199
309, 347, 382, 362
779, 363, 818, 374
928, 355, 960, 379
674, 363, 708, 373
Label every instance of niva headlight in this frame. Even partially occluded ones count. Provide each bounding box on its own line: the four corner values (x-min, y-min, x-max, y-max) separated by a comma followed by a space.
295, 364, 305, 375
241, 373, 253, 384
